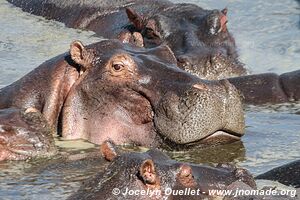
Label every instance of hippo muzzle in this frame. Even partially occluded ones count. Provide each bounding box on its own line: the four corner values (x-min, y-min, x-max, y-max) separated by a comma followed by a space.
154, 79, 244, 146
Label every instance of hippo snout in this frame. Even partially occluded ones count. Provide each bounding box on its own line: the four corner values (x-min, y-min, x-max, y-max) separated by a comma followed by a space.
154, 79, 244, 146
177, 51, 247, 80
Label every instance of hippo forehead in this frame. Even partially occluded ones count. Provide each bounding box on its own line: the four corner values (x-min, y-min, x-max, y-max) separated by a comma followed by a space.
159, 4, 210, 21
150, 4, 214, 33
88, 40, 176, 65
117, 150, 182, 173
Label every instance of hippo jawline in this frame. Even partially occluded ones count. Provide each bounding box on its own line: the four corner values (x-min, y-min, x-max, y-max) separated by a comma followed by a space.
155, 126, 244, 148
183, 131, 241, 147
194, 130, 243, 144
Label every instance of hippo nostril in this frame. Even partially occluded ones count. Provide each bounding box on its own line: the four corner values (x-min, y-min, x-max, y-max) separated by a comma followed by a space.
193, 84, 208, 91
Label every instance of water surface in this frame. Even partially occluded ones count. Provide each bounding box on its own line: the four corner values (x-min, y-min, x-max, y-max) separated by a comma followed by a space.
0, 0, 299, 199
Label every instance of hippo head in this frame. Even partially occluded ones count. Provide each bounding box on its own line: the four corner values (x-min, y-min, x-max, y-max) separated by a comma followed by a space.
69, 141, 256, 200
61, 39, 244, 148
123, 4, 247, 80
0, 108, 56, 161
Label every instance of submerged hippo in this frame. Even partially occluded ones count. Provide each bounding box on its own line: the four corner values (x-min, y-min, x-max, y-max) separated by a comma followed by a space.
8, 0, 247, 80
8, 0, 300, 105
227, 70, 300, 104
0, 108, 56, 160
0, 39, 244, 160
68, 141, 256, 200
256, 160, 300, 188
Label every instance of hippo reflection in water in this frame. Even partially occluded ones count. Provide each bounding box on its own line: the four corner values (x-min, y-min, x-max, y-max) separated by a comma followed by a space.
68, 141, 256, 200
0, 39, 244, 160
7, 0, 300, 105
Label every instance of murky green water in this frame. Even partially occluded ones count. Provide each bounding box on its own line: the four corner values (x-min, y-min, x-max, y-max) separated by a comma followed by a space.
0, 0, 299, 199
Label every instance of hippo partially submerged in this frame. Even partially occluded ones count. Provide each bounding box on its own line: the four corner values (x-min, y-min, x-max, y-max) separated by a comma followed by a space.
0, 108, 56, 160
0, 39, 244, 160
227, 70, 300, 104
7, 0, 300, 105
69, 141, 298, 200
256, 160, 300, 188
68, 141, 256, 200
8, 0, 247, 80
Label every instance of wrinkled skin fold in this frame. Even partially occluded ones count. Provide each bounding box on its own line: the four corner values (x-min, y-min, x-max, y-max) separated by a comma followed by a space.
0, 39, 245, 160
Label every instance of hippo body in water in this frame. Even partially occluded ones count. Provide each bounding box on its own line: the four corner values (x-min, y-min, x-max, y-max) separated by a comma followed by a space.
256, 160, 300, 188
0, 39, 245, 160
69, 141, 297, 200
68, 141, 257, 200
0, 108, 56, 160
7, 0, 300, 105
227, 70, 300, 105
8, 0, 247, 80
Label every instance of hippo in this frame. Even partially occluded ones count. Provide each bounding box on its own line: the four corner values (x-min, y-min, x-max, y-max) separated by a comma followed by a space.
227, 70, 300, 105
256, 160, 300, 188
0, 108, 56, 161
7, 0, 247, 80
68, 140, 256, 200
0, 39, 245, 160
69, 141, 297, 200
7, 0, 300, 105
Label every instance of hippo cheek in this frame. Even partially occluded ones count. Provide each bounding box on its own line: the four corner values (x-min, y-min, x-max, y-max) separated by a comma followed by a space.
62, 105, 158, 146
153, 80, 245, 146
81, 110, 157, 146
61, 85, 159, 146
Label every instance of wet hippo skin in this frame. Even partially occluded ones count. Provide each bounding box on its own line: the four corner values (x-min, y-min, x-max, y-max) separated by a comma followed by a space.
256, 160, 300, 188
68, 141, 256, 200
68, 141, 298, 200
0, 108, 56, 161
8, 0, 247, 80
7, 0, 300, 105
0, 39, 245, 160
227, 70, 300, 105
69, 141, 297, 200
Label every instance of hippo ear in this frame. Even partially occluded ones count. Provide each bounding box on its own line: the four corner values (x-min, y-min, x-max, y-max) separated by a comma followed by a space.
118, 30, 144, 47
206, 10, 228, 35
126, 7, 145, 31
139, 159, 157, 185
220, 8, 228, 30
100, 140, 120, 161
177, 164, 196, 187
70, 41, 94, 71
221, 8, 228, 15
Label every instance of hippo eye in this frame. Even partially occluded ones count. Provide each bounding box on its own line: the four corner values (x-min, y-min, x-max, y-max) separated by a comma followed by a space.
112, 64, 124, 71
145, 28, 154, 37
144, 28, 160, 39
